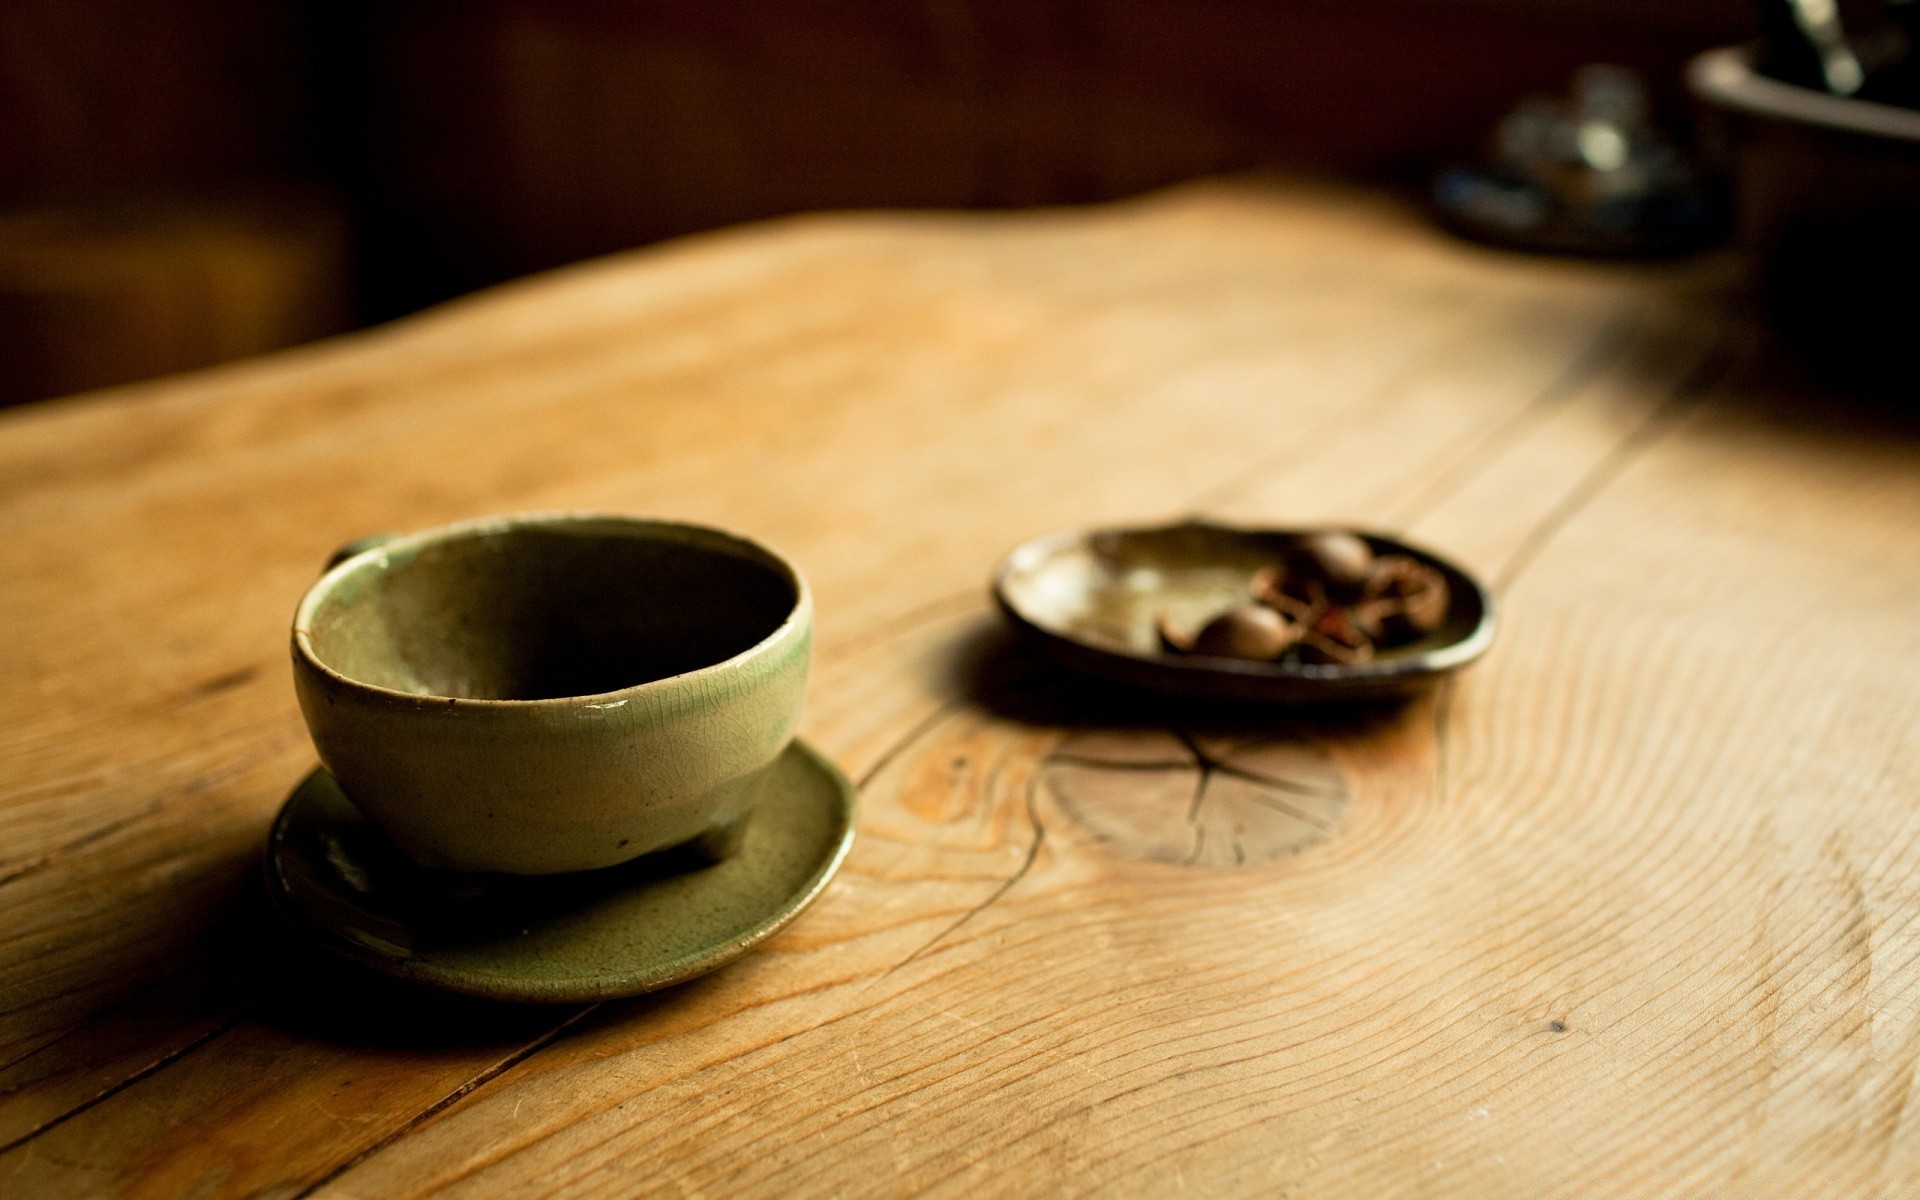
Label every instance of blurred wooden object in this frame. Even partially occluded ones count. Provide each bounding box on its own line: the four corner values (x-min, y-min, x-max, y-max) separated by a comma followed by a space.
347, 0, 1757, 310
0, 194, 349, 406
0, 0, 1759, 329
3, 177, 1916, 1196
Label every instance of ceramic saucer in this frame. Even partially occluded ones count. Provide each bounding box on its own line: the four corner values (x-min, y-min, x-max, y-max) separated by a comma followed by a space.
264, 740, 855, 1003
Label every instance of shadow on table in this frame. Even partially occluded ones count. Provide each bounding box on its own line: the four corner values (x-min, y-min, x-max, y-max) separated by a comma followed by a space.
226, 875, 559, 1048
956, 621, 1417, 742
229, 872, 710, 1051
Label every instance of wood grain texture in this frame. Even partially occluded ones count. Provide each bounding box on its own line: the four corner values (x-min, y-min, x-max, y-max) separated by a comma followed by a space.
3, 177, 1916, 1197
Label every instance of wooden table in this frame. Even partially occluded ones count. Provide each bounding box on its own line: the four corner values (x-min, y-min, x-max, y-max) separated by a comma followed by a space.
4, 178, 1918, 1198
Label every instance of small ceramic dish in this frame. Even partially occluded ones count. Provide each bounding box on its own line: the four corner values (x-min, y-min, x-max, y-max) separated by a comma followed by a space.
993, 521, 1494, 703
264, 739, 855, 1003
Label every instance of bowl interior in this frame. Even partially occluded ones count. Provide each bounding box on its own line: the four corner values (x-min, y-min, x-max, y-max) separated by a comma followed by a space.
304, 521, 799, 701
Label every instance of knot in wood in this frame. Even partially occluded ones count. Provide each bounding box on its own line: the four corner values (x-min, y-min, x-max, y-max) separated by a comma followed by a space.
1043, 730, 1350, 867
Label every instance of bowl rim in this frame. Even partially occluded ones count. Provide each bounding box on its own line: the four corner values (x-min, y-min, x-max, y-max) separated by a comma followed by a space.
292, 512, 811, 710
1689, 44, 1920, 144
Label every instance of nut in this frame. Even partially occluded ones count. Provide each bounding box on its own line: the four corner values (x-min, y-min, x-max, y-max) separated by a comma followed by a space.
1298, 631, 1374, 666
1251, 567, 1321, 622
1360, 555, 1450, 639
1187, 604, 1300, 661
1295, 531, 1374, 595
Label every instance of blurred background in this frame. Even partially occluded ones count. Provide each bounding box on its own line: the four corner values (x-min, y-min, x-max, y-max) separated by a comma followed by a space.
0, 0, 1835, 407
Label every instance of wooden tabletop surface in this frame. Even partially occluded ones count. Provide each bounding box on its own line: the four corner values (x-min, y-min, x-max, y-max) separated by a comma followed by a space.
4, 178, 1919, 1198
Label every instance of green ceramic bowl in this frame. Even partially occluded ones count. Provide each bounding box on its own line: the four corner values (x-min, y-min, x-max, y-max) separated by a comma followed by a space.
292, 514, 811, 875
